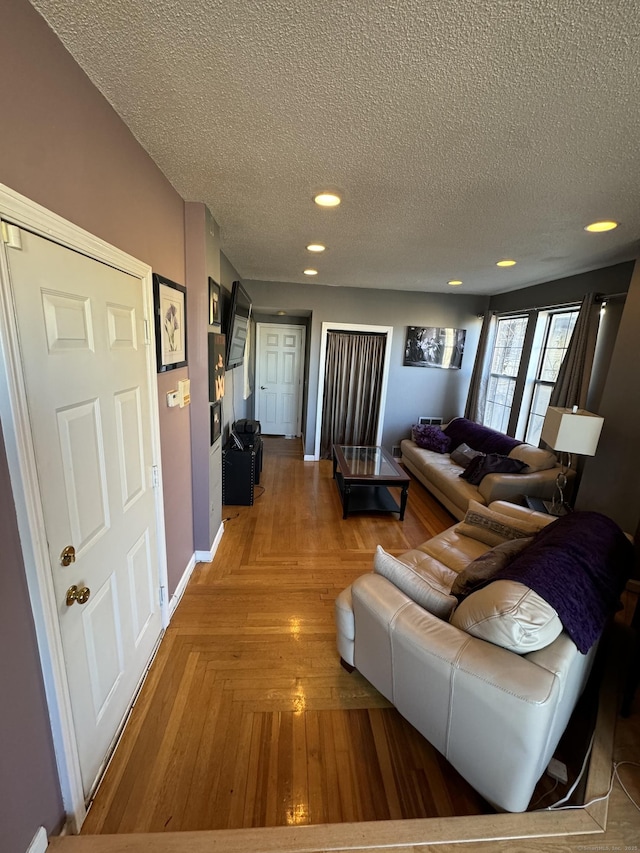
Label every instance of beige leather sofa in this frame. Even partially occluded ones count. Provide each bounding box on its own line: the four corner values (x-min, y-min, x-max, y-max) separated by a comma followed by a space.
334, 501, 599, 813
401, 417, 573, 520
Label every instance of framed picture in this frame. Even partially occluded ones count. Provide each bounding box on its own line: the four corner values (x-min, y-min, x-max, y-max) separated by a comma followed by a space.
210, 401, 222, 445
208, 332, 226, 402
209, 277, 221, 326
403, 326, 466, 369
153, 273, 187, 372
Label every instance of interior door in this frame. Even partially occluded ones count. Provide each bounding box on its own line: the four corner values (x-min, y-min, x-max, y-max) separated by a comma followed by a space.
5, 226, 163, 798
256, 323, 305, 436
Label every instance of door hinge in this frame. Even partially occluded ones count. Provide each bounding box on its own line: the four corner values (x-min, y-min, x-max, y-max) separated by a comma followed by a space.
143, 318, 151, 345
159, 585, 166, 607
152, 465, 160, 488
1, 222, 22, 249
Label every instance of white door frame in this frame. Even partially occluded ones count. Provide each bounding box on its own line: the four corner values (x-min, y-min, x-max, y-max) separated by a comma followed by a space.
0, 182, 169, 831
255, 322, 306, 436
314, 322, 393, 460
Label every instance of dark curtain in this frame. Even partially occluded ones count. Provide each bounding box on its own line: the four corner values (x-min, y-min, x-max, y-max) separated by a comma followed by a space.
320, 331, 386, 458
464, 310, 496, 422
549, 292, 600, 410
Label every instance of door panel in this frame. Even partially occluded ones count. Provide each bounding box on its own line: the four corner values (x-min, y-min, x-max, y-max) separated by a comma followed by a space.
256, 324, 305, 436
6, 227, 163, 798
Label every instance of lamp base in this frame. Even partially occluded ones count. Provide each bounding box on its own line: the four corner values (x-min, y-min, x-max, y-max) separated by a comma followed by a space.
543, 500, 571, 517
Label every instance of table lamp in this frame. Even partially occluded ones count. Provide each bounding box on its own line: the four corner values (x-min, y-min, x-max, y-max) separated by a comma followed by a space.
540, 405, 604, 515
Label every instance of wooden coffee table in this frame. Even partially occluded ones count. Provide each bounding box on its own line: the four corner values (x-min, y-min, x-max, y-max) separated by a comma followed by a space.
332, 444, 410, 520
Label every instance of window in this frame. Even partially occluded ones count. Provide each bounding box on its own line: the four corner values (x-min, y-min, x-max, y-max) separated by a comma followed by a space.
482, 306, 580, 442
524, 310, 579, 445
484, 315, 528, 433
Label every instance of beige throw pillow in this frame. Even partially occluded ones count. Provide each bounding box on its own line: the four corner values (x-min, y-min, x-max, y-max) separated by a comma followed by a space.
450, 579, 563, 653
457, 500, 542, 547
373, 546, 457, 619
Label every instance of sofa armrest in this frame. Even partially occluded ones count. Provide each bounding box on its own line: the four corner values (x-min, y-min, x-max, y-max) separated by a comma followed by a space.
478, 466, 575, 504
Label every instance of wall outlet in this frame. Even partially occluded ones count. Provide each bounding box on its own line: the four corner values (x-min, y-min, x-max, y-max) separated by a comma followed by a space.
547, 757, 568, 784
392, 445, 401, 458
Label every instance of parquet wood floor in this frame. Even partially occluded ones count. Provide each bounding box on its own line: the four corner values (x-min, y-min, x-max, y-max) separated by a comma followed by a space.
82, 436, 495, 834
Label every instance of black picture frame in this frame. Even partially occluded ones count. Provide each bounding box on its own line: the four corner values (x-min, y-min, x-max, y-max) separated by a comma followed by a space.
153, 273, 187, 372
210, 401, 222, 445
209, 277, 221, 327
403, 326, 466, 370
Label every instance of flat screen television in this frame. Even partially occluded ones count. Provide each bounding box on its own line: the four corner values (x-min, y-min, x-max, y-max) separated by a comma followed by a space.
225, 281, 252, 369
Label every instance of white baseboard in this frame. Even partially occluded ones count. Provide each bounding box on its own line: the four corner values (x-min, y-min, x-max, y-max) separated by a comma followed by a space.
26, 827, 48, 853
168, 553, 197, 619
303, 454, 317, 461
194, 521, 224, 564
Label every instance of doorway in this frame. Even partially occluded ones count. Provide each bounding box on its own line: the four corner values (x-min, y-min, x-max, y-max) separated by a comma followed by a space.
314, 322, 394, 460
255, 323, 306, 436
0, 184, 168, 830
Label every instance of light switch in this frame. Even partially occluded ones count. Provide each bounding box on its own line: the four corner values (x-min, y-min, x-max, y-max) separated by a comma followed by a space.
178, 379, 191, 407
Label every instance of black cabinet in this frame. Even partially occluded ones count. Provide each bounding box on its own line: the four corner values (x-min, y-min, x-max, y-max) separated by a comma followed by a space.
222, 437, 263, 505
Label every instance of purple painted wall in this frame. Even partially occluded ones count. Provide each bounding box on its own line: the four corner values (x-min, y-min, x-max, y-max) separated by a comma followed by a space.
0, 427, 64, 852
0, 0, 197, 843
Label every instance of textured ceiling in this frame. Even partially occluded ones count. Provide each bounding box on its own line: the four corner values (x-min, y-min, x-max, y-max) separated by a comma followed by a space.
29, 0, 640, 294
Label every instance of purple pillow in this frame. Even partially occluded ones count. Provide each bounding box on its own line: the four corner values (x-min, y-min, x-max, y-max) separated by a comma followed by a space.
443, 417, 522, 455
461, 452, 526, 485
412, 424, 451, 453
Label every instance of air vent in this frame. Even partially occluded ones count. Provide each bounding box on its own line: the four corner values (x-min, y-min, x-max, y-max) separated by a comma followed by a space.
418, 416, 443, 426
392, 445, 402, 458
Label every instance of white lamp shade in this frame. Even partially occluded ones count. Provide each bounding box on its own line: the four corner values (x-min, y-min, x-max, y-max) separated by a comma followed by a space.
541, 407, 604, 456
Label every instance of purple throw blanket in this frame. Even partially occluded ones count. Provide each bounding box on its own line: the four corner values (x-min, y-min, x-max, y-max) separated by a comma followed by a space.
443, 417, 522, 456
493, 511, 634, 653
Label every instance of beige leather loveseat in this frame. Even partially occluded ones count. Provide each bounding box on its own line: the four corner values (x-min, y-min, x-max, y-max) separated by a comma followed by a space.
335, 501, 631, 812
401, 417, 572, 520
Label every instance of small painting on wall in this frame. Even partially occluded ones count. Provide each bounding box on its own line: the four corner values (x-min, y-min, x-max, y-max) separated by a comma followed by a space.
404, 326, 466, 369
153, 273, 187, 372
210, 401, 222, 445
209, 277, 221, 327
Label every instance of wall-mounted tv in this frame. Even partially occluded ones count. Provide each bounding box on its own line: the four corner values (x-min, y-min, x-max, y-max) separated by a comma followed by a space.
225, 281, 252, 369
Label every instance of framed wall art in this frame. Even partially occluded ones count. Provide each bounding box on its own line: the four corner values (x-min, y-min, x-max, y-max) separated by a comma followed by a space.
153, 273, 187, 372
209, 277, 221, 326
403, 326, 466, 370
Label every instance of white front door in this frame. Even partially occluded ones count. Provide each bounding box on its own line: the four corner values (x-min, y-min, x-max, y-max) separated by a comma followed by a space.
5, 226, 163, 799
256, 323, 305, 436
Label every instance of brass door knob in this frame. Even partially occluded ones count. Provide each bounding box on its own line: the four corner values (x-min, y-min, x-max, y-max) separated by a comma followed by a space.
66, 585, 91, 606
60, 545, 76, 566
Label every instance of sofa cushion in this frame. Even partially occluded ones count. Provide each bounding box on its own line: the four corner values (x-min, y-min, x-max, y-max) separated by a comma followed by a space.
450, 442, 482, 468
508, 444, 557, 473
461, 453, 527, 485
412, 423, 451, 453
450, 580, 563, 653
457, 500, 545, 546
450, 537, 534, 599
373, 546, 458, 619
443, 417, 522, 455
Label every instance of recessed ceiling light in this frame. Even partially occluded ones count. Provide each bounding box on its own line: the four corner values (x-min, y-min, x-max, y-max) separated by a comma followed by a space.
313, 192, 341, 207
584, 220, 619, 233
306, 243, 326, 252
303, 269, 318, 276
448, 279, 463, 286
496, 259, 517, 267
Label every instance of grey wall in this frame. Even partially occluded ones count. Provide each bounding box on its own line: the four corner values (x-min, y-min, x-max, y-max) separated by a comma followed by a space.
244, 280, 488, 456
220, 253, 250, 440
577, 262, 640, 532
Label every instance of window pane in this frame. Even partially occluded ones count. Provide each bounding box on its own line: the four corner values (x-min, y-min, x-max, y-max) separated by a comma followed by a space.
485, 375, 516, 432
525, 383, 553, 445
539, 311, 578, 382
490, 317, 528, 377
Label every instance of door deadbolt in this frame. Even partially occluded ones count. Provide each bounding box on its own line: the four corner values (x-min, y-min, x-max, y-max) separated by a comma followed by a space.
66, 585, 91, 606
60, 545, 76, 566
